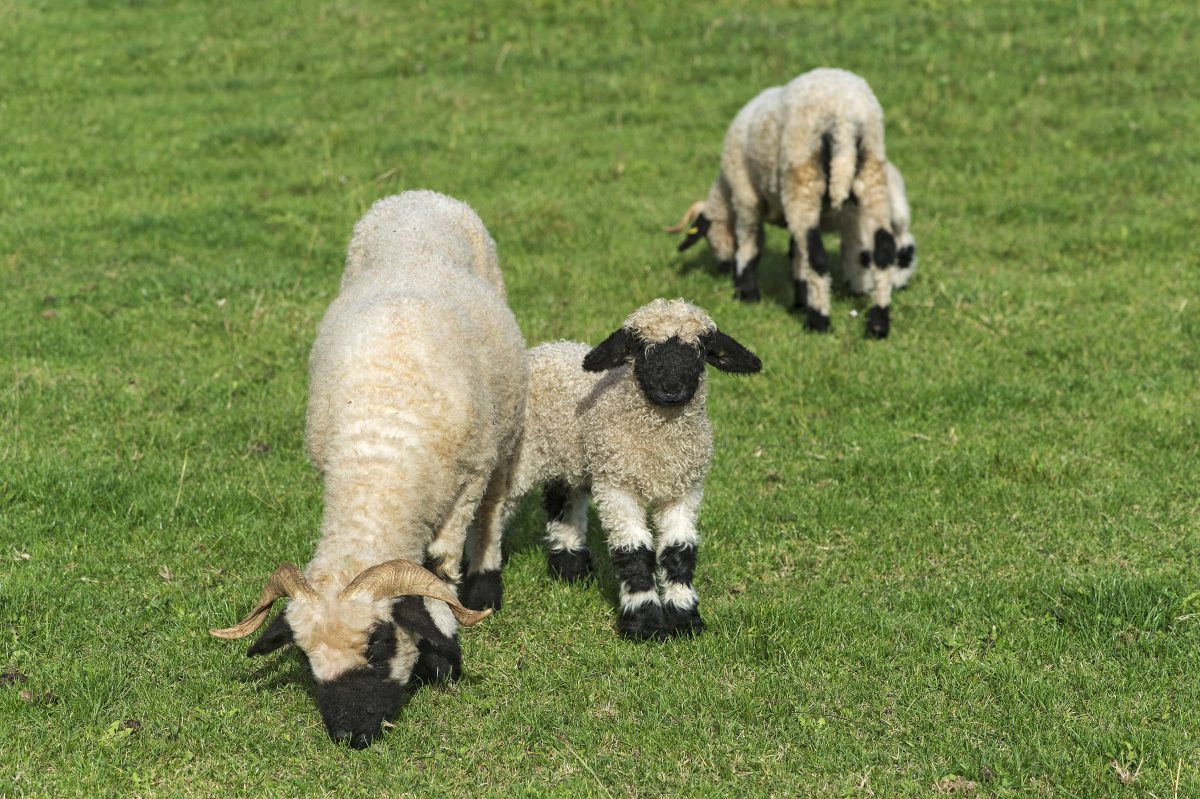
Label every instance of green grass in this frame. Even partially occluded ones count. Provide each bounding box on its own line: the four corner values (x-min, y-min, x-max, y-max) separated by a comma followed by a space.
2, 0, 1198, 795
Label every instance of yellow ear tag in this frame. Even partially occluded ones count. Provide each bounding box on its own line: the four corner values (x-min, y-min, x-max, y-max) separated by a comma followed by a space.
688, 226, 699, 235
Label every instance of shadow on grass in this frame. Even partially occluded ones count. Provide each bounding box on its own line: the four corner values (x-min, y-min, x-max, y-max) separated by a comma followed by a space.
1048, 573, 1200, 641
672, 241, 875, 319
500, 490, 623, 614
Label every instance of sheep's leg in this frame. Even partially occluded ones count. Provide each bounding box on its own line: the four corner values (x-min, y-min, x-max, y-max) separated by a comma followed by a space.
426, 473, 489, 585
543, 480, 593, 582
460, 465, 512, 611
593, 484, 664, 640
856, 155, 897, 339
783, 160, 832, 331
837, 205, 873, 295
788, 235, 808, 310
652, 482, 705, 638
731, 213, 764, 303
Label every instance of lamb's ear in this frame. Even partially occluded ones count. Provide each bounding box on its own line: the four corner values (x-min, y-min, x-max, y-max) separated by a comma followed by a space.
583, 328, 634, 372
677, 214, 712, 252
700, 330, 762, 374
246, 613, 294, 657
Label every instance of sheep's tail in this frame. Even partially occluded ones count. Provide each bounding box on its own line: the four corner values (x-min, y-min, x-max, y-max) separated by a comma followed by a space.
826, 119, 859, 210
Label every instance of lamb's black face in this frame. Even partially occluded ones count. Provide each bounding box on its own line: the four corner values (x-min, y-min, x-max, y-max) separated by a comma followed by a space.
633, 336, 706, 407
314, 622, 407, 750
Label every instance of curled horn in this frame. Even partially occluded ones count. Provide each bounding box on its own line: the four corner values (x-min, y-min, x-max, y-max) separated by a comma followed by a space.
664, 200, 707, 233
340, 559, 492, 627
209, 563, 315, 640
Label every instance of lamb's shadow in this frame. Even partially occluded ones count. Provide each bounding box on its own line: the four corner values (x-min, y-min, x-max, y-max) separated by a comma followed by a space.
673, 237, 872, 317
501, 490, 623, 612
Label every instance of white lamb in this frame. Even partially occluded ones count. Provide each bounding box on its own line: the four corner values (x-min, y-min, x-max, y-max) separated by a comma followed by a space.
210, 190, 527, 749
501, 299, 761, 640
669, 67, 910, 338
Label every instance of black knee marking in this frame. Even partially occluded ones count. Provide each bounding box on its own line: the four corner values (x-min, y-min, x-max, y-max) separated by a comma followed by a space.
460, 569, 503, 611
608, 546, 656, 594
793, 279, 807, 310
542, 480, 570, 521
805, 308, 831, 333
788, 236, 797, 261
658, 544, 697, 586
715, 259, 734, 275
866, 305, 890, 339
898, 245, 915, 269
663, 603, 705, 638
618, 603, 666, 641
805, 228, 829, 276
873, 229, 896, 267
547, 547, 593, 582
733, 257, 760, 302
859, 250, 871, 268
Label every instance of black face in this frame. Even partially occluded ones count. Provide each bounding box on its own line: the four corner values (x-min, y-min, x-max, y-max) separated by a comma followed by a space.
314, 622, 406, 750
633, 337, 706, 407
248, 602, 465, 750
582, 325, 762, 405
677, 214, 712, 252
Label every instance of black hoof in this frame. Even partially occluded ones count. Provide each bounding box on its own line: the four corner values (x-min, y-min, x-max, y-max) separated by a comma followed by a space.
715, 259, 734, 275
460, 569, 503, 611
618, 604, 666, 641
663, 604, 705, 638
734, 287, 761, 303
805, 308, 831, 332
547, 548, 593, 583
866, 305, 890, 339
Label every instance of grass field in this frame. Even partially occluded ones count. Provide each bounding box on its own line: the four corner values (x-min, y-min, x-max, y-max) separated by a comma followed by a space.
2, 0, 1198, 795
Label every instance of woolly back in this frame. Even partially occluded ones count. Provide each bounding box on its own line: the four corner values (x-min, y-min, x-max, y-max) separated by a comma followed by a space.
341, 190, 505, 297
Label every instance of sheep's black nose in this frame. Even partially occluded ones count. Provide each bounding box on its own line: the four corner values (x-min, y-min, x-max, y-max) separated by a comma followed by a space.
658, 386, 690, 404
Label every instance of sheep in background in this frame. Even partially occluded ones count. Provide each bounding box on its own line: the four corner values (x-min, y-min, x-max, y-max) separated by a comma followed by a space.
669, 68, 903, 338
501, 299, 761, 640
211, 191, 527, 749
827, 160, 917, 295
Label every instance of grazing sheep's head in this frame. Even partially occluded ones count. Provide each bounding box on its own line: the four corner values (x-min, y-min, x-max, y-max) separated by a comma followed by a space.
582, 299, 761, 406
665, 200, 711, 253
211, 560, 490, 750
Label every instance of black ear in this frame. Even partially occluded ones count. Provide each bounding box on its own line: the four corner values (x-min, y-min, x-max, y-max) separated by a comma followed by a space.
246, 613, 294, 657
392, 596, 453, 645
582, 328, 634, 372
677, 214, 711, 252
700, 330, 762, 374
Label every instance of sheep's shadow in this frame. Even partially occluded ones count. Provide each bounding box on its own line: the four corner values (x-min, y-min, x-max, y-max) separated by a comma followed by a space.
672, 236, 873, 317
501, 490, 623, 613
236, 622, 484, 728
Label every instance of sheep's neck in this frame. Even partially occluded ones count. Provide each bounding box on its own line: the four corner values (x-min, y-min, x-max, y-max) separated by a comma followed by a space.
307, 470, 433, 586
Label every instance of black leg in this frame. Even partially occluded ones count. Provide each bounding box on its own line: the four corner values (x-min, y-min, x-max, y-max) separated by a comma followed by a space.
460, 569, 503, 610
609, 546, 665, 641
804, 228, 831, 332
658, 543, 704, 638
733, 256, 761, 302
